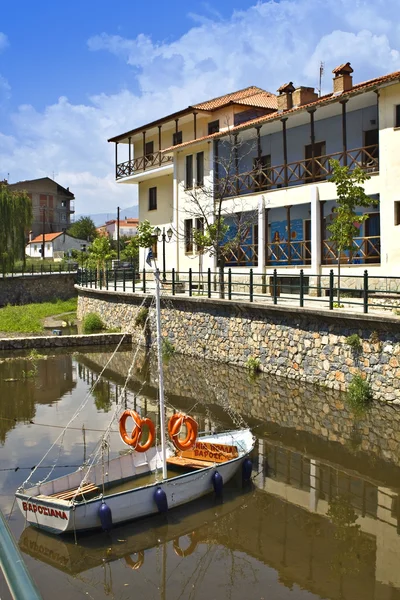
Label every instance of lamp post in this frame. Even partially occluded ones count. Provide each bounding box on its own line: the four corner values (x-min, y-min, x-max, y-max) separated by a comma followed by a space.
154, 226, 173, 281
80, 243, 87, 270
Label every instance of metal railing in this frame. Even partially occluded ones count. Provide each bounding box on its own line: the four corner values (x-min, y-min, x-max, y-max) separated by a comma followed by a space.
1, 263, 78, 278
77, 267, 400, 315
116, 152, 173, 179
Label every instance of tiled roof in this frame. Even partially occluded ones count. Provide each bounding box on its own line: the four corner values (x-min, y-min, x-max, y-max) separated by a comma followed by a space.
28, 232, 63, 244
234, 92, 277, 110
192, 86, 276, 110
161, 69, 400, 154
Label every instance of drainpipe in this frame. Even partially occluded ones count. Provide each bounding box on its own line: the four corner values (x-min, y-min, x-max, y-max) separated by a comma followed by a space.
0, 509, 42, 599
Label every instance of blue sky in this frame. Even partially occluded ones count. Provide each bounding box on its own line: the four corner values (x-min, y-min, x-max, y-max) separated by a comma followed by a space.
1, 0, 399, 214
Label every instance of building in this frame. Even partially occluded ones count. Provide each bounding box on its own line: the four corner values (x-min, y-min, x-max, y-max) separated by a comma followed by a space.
108, 63, 400, 285
97, 218, 139, 240
8, 177, 75, 238
26, 232, 88, 259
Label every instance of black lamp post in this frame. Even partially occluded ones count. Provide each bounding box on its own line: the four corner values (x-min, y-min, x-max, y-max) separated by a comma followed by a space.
154, 226, 173, 281
80, 244, 87, 269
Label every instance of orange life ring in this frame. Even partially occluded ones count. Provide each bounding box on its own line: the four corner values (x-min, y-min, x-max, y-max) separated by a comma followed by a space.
119, 410, 155, 452
125, 551, 144, 570
168, 413, 198, 451
173, 533, 198, 558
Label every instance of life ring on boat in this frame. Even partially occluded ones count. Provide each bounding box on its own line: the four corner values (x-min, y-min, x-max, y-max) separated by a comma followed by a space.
173, 533, 198, 558
119, 410, 155, 452
168, 413, 198, 451
125, 551, 144, 570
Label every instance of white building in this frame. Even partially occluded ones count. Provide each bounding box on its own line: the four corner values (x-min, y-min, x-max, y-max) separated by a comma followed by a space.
108, 63, 400, 285
97, 218, 139, 240
26, 232, 89, 259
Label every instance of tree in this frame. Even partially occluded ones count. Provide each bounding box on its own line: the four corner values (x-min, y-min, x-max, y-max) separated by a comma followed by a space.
68, 216, 98, 242
0, 183, 32, 274
328, 159, 376, 302
186, 130, 258, 297
87, 237, 116, 284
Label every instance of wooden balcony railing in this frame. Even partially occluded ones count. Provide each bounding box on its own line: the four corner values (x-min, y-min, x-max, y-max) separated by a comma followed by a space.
267, 240, 311, 266
322, 236, 381, 265
216, 145, 379, 197
116, 152, 173, 179
226, 243, 258, 266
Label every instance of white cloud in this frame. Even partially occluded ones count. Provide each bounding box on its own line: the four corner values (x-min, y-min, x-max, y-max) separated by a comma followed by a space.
2, 1, 400, 214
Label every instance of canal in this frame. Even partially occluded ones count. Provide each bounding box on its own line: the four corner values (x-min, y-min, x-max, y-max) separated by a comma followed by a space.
0, 347, 400, 600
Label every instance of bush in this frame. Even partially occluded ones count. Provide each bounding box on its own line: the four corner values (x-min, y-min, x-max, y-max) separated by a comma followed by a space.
347, 373, 373, 413
82, 313, 104, 334
346, 334, 362, 351
134, 307, 149, 328
162, 338, 175, 360
246, 356, 261, 375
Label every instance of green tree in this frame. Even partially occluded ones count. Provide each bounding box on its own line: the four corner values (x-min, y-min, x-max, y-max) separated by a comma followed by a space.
122, 235, 139, 264
68, 216, 98, 242
87, 237, 116, 284
328, 159, 376, 303
134, 220, 158, 269
0, 183, 32, 274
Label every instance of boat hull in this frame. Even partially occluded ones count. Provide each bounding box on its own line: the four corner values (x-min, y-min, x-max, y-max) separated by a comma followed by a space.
16, 430, 255, 535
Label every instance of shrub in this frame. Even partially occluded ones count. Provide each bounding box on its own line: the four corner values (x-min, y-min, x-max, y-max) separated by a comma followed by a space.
346, 334, 362, 351
134, 307, 149, 328
347, 373, 373, 413
246, 356, 261, 375
82, 312, 104, 334
162, 338, 175, 360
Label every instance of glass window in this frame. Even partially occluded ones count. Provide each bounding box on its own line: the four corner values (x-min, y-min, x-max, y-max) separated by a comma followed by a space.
185, 155, 193, 189
149, 187, 157, 211
184, 219, 193, 253
208, 120, 220, 135
196, 152, 204, 186
173, 131, 182, 146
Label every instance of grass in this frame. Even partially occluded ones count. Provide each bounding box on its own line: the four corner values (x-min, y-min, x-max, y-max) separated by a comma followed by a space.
0, 298, 78, 333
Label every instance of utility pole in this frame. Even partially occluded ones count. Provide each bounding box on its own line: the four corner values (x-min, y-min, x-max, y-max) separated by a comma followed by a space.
41, 207, 46, 259
117, 206, 120, 263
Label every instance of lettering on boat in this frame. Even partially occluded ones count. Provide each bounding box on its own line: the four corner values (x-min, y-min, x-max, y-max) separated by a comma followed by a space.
22, 501, 68, 520
183, 442, 238, 463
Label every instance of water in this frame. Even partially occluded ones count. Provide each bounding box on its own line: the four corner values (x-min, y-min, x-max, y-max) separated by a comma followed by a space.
1, 348, 400, 600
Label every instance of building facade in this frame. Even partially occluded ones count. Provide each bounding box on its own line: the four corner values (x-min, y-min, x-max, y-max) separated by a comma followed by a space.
97, 218, 139, 240
26, 232, 88, 259
8, 177, 75, 238
109, 64, 400, 284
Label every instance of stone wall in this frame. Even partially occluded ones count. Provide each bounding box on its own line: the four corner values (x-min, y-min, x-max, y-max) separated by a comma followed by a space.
76, 286, 400, 403
0, 274, 77, 306
0, 332, 131, 352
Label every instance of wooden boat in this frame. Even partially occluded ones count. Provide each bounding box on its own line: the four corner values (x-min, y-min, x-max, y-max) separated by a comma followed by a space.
15, 267, 255, 535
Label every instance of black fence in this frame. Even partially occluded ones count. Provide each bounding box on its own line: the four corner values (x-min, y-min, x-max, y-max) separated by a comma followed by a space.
76, 267, 400, 315
2, 263, 78, 278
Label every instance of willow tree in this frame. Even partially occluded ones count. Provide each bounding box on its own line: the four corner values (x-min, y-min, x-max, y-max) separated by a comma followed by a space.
0, 183, 32, 274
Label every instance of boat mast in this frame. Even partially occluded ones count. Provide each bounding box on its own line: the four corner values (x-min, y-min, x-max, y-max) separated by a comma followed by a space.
154, 268, 168, 480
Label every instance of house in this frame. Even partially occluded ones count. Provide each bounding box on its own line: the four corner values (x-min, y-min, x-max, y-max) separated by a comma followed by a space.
7, 177, 75, 238
108, 63, 400, 287
26, 232, 88, 260
97, 218, 139, 240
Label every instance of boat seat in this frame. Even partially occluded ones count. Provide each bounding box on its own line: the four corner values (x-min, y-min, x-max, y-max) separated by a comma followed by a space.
49, 483, 100, 500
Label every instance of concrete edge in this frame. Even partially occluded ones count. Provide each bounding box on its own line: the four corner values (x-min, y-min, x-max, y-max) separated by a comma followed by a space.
0, 333, 132, 352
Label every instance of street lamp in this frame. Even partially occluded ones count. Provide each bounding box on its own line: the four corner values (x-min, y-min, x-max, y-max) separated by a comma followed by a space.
154, 226, 173, 281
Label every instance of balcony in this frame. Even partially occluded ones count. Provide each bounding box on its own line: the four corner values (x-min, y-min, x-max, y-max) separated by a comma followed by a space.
116, 152, 173, 180
217, 145, 379, 197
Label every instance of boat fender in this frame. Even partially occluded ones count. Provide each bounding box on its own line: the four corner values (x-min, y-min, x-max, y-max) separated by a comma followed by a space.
242, 458, 253, 483
154, 487, 168, 513
98, 501, 113, 531
212, 471, 223, 496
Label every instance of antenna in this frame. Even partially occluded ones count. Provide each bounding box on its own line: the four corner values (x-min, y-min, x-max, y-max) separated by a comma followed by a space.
318, 61, 325, 97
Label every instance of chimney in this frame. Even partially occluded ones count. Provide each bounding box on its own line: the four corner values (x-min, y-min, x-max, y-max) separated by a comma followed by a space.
292, 86, 318, 108
277, 82, 295, 111
29, 230, 33, 242
332, 62, 353, 94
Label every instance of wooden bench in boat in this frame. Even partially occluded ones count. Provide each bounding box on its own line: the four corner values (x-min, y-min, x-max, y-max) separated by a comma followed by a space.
167, 442, 238, 470
46, 483, 100, 501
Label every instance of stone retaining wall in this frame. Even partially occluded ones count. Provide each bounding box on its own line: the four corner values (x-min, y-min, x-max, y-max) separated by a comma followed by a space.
0, 332, 131, 352
0, 274, 77, 306
76, 286, 400, 403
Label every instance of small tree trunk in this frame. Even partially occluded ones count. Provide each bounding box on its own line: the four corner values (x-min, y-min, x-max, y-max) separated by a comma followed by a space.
337, 247, 341, 305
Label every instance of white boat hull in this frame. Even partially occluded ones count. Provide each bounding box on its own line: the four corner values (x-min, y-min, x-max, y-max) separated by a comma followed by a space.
16, 429, 255, 535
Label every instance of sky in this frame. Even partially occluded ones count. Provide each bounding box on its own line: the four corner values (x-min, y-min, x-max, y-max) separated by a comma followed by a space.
1, 0, 400, 217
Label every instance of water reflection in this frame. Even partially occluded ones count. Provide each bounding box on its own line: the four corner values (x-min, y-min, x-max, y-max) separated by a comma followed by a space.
1, 349, 400, 599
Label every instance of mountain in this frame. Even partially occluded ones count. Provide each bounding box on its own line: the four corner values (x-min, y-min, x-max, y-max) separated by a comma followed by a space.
76, 205, 138, 226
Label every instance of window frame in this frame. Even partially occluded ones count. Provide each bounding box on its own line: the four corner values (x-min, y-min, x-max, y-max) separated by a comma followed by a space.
184, 218, 193, 253
208, 120, 220, 135
173, 131, 183, 146
185, 155, 194, 189
196, 151, 204, 187
395, 105, 400, 128
195, 217, 204, 253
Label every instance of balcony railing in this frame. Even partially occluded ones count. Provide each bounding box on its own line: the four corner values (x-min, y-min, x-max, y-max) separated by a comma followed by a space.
116, 152, 173, 179
322, 236, 381, 265
216, 145, 379, 197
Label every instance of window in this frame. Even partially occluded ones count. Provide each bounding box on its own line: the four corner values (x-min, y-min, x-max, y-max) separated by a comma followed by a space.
395, 201, 400, 226
196, 152, 204, 186
304, 141, 326, 182
34, 245, 37, 251
234, 108, 269, 127
185, 155, 193, 189
195, 217, 204, 252
149, 187, 157, 211
184, 219, 193, 253
396, 105, 400, 128
208, 120, 220, 135
173, 131, 182, 146
145, 141, 154, 160
61, 213, 67, 222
